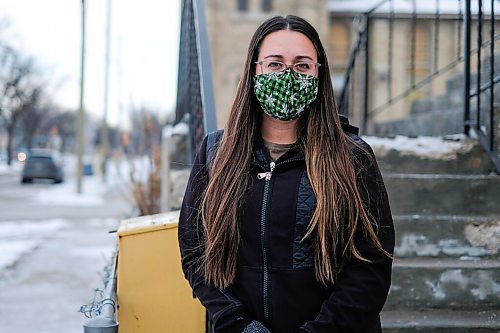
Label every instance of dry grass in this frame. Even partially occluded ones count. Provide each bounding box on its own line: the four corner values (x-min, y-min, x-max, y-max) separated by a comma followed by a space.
129, 147, 161, 216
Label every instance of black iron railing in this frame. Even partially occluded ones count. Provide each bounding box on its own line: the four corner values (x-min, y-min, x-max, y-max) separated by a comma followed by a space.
339, 0, 500, 172
176, 0, 217, 160
464, 0, 500, 171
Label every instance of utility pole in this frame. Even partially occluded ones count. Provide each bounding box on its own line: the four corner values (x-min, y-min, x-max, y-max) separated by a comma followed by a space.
76, 0, 86, 194
101, 0, 112, 183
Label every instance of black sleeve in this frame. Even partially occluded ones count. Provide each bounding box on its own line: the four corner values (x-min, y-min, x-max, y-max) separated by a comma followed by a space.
299, 137, 395, 333
178, 136, 254, 333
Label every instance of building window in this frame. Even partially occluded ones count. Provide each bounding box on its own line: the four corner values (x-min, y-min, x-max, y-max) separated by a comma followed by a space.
408, 24, 430, 81
405, 23, 432, 108
404, 23, 431, 111
329, 23, 350, 89
330, 23, 350, 67
237, 0, 248, 12
262, 0, 272, 12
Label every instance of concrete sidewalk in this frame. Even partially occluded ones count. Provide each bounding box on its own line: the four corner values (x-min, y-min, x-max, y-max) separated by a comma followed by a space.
0, 218, 119, 333
0, 168, 132, 333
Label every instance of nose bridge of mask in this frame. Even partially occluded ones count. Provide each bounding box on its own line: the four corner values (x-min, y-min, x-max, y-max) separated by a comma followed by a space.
281, 68, 296, 92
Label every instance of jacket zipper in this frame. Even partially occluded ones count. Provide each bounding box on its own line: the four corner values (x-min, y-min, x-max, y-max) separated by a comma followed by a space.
258, 161, 274, 321
256, 157, 300, 322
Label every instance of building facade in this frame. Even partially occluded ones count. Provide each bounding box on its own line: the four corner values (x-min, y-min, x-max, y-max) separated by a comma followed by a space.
205, 0, 497, 133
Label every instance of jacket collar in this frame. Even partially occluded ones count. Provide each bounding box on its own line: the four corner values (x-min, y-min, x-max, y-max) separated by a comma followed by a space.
252, 133, 305, 169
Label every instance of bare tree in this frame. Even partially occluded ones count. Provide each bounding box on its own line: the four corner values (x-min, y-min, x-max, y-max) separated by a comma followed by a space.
129, 106, 162, 156
51, 111, 76, 151
20, 89, 52, 150
128, 107, 163, 216
0, 43, 42, 164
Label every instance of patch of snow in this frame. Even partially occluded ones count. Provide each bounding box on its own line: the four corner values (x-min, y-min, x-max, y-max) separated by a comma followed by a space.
163, 122, 189, 137
0, 164, 9, 175
0, 162, 23, 175
0, 219, 67, 237
440, 269, 468, 289
127, 155, 153, 184
0, 240, 38, 271
31, 157, 133, 207
470, 271, 500, 300
33, 177, 106, 206
362, 135, 472, 159
69, 245, 115, 259
0, 219, 68, 271
87, 218, 120, 228
425, 280, 446, 300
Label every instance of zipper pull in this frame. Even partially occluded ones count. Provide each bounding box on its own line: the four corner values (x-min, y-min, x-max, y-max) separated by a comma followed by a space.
257, 172, 271, 181
257, 162, 276, 181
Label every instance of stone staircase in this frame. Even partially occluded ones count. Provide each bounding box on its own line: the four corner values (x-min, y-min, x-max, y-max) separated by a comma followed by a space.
364, 135, 500, 333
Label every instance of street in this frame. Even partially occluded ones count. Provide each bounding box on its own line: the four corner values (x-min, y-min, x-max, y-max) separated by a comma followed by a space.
0, 163, 133, 333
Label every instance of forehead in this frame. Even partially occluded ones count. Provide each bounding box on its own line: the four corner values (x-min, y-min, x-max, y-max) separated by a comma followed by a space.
258, 29, 317, 61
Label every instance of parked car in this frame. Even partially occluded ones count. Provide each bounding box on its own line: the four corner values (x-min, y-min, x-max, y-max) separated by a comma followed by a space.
21, 149, 64, 184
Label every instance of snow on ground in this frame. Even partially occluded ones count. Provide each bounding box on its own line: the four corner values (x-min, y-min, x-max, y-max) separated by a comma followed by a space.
0, 161, 23, 176
33, 176, 108, 206
0, 164, 9, 175
0, 219, 68, 271
0, 154, 135, 273
362, 134, 472, 159
32, 154, 143, 207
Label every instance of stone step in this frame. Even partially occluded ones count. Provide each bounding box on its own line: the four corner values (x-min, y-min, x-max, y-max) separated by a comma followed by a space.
393, 215, 500, 259
385, 258, 500, 310
381, 309, 500, 333
383, 173, 500, 215
365, 136, 495, 174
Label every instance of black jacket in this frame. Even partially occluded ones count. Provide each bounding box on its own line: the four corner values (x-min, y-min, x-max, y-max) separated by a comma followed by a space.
178, 124, 394, 333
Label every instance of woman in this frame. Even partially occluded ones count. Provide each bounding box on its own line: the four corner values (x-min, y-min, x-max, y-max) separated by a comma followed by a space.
179, 15, 394, 333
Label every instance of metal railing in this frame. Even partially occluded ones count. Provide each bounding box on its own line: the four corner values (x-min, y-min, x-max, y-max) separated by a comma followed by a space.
81, 250, 119, 333
175, 0, 217, 160
339, 0, 500, 172
464, 0, 500, 171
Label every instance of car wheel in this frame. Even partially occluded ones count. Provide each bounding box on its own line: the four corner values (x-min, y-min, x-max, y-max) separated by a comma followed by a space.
21, 178, 32, 184
54, 178, 63, 184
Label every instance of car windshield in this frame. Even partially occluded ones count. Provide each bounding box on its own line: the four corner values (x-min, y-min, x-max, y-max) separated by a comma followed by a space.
27, 156, 53, 165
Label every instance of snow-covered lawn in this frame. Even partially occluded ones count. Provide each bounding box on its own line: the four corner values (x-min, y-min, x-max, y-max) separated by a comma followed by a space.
0, 219, 67, 271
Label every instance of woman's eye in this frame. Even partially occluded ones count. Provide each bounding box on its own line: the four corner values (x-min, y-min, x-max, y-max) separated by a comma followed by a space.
267, 61, 283, 69
295, 63, 311, 71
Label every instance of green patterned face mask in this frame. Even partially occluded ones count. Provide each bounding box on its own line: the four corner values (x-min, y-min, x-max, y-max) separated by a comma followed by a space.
254, 69, 319, 121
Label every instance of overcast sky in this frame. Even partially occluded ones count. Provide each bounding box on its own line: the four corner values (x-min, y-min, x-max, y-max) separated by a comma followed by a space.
0, 0, 181, 129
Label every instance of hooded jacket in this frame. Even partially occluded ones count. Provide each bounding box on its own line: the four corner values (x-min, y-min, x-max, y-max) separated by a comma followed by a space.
178, 120, 394, 333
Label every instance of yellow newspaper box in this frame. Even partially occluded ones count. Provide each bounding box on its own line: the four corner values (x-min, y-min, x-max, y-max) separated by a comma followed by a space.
117, 211, 205, 332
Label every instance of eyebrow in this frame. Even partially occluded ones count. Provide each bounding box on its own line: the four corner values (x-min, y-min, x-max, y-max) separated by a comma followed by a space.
263, 54, 284, 59
263, 54, 315, 61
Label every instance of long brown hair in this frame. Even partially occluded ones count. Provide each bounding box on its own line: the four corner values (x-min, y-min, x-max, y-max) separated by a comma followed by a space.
201, 15, 390, 288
